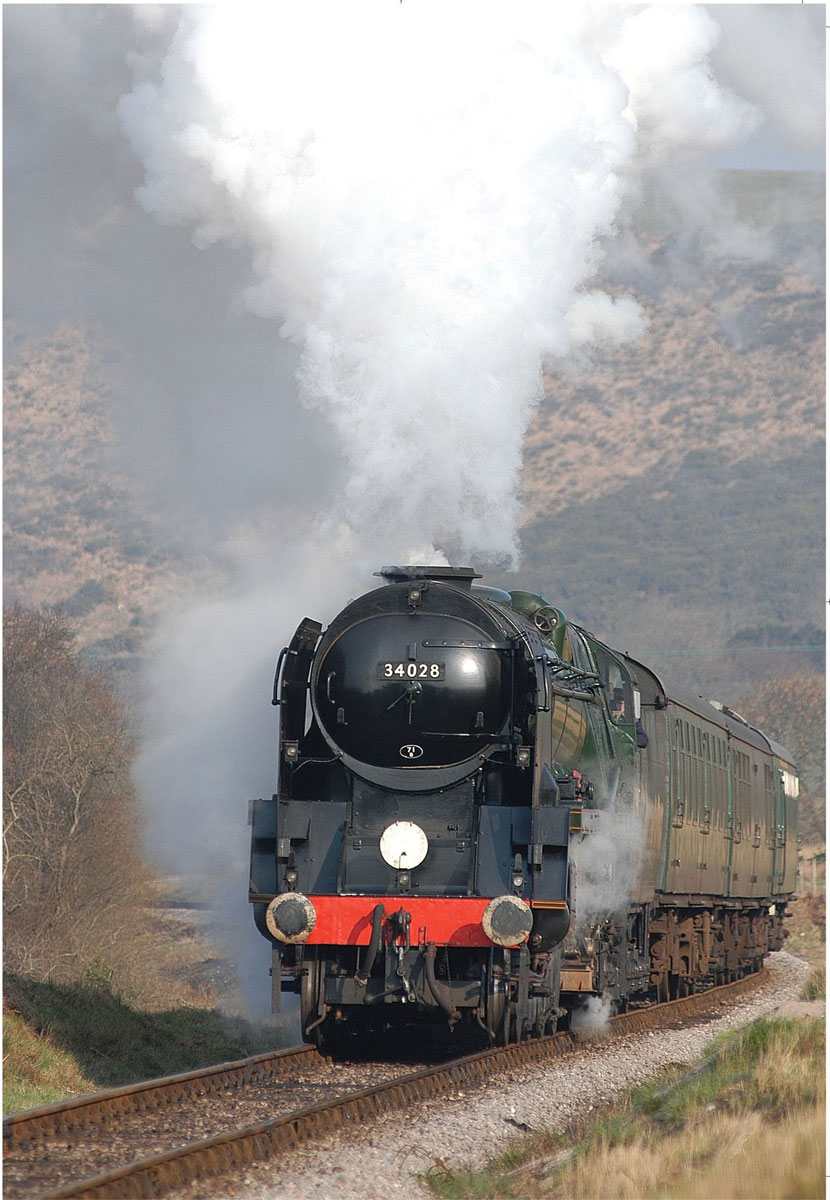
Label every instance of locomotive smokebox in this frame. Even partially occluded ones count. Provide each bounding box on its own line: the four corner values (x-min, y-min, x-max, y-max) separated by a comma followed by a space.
308, 568, 514, 793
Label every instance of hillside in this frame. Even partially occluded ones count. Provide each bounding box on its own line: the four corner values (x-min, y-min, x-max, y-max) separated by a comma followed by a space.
3, 323, 218, 672
732, 674, 825, 842
4, 171, 824, 711
505, 171, 825, 703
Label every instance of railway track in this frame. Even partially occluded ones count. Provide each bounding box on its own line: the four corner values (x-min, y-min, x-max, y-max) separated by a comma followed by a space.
4, 971, 764, 1199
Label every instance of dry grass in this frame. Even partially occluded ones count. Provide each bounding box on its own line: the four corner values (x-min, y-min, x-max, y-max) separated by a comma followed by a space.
541, 1020, 825, 1200
787, 895, 826, 973
802, 963, 825, 1001
426, 1018, 826, 1200
561, 1107, 825, 1200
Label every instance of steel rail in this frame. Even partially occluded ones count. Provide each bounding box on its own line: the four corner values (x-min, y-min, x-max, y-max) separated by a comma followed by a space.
3, 1044, 318, 1147
31, 970, 764, 1200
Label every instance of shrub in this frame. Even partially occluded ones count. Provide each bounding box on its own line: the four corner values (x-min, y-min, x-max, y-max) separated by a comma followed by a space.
3, 606, 152, 993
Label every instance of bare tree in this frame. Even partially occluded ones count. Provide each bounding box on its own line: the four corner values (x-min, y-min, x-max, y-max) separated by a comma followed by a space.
3, 606, 151, 986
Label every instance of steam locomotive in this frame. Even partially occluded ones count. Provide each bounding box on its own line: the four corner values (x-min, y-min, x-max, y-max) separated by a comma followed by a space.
248, 566, 798, 1050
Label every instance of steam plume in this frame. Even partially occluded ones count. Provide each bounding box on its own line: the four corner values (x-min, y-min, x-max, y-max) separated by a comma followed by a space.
111, 4, 797, 1016
118, 3, 761, 569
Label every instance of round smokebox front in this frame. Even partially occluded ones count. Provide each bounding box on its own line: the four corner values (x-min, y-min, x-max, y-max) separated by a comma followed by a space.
312, 611, 510, 771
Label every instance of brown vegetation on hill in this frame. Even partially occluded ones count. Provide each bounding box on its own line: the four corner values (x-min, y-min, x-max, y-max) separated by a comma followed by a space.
510, 173, 824, 704
521, 175, 824, 526
3, 323, 208, 665
733, 673, 825, 842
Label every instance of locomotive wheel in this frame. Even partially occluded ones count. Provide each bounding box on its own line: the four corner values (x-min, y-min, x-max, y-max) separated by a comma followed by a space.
485, 978, 506, 1043
502, 1002, 520, 1045
313, 1016, 350, 1058
532, 998, 557, 1039
669, 975, 687, 1000
300, 951, 325, 1043
484, 952, 507, 1043
498, 1003, 510, 1046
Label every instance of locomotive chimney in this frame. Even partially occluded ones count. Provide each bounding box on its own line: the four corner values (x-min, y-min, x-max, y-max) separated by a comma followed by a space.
375, 565, 482, 590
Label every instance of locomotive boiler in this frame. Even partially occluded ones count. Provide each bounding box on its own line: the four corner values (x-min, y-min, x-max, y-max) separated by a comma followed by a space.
248, 566, 798, 1050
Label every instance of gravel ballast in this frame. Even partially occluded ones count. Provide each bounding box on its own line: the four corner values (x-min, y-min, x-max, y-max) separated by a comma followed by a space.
183, 952, 818, 1200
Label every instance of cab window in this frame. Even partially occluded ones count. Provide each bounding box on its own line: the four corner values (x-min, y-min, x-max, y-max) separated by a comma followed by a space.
593, 646, 633, 725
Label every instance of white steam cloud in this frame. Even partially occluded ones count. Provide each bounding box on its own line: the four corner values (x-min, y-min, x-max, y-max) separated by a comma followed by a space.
110, 4, 794, 1016
571, 992, 614, 1035
571, 801, 646, 932
711, 6, 825, 156
117, 2, 759, 568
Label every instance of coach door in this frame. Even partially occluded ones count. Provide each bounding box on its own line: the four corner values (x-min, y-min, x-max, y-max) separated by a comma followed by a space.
764, 763, 776, 894
773, 758, 799, 895
666, 716, 698, 895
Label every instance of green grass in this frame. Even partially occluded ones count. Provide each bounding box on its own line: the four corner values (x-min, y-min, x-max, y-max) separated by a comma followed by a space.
3, 972, 291, 1114
3, 1007, 93, 1113
424, 1018, 825, 1200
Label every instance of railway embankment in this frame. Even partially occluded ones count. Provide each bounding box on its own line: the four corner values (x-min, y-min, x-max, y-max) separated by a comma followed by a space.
1, 961, 808, 1200
426, 985, 824, 1200
167, 951, 820, 1200
2, 971, 289, 1116
4, 889, 822, 1198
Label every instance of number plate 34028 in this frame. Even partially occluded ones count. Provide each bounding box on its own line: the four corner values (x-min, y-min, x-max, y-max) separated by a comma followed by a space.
377, 661, 445, 680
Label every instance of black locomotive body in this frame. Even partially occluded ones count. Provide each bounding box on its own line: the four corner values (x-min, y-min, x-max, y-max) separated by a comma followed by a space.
249, 566, 798, 1049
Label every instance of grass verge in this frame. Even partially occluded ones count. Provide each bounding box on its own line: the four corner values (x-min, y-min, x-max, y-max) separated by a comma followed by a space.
3, 1005, 93, 1114
786, 893, 825, 972
3, 972, 291, 1114
802, 962, 825, 1001
423, 1017, 825, 1200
